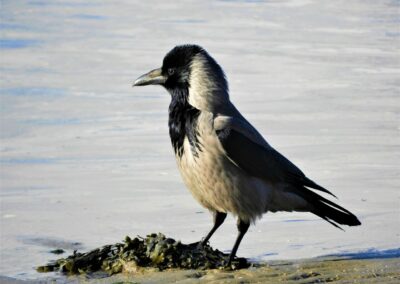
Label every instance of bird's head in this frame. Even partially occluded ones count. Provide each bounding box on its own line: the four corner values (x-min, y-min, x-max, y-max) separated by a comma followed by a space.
133, 44, 230, 113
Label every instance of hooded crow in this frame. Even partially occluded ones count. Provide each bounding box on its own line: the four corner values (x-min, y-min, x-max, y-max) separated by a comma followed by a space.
133, 44, 361, 266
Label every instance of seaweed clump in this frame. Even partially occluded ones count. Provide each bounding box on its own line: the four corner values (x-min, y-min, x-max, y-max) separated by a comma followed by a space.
37, 233, 249, 275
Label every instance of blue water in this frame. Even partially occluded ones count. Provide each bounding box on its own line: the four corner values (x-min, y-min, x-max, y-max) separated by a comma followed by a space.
0, 23, 28, 30
27, 1, 99, 7
0, 158, 58, 165
0, 39, 41, 49
20, 118, 81, 126
0, 87, 66, 97
71, 14, 107, 20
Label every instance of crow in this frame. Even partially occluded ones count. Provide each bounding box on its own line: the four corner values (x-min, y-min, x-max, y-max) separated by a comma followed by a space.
133, 44, 361, 266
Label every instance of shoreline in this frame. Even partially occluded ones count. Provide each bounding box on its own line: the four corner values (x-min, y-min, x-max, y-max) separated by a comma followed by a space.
1, 256, 399, 283
104, 257, 400, 284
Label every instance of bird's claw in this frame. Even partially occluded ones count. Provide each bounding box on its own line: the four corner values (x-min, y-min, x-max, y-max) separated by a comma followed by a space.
221, 256, 248, 270
220, 258, 234, 270
197, 238, 209, 250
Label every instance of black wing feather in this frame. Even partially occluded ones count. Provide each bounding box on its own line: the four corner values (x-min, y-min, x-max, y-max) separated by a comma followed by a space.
216, 128, 336, 197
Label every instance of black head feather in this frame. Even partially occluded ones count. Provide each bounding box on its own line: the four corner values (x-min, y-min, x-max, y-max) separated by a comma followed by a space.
162, 44, 204, 72
161, 44, 204, 92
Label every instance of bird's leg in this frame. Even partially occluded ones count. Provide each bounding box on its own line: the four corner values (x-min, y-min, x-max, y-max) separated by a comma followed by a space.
227, 218, 250, 267
199, 211, 227, 247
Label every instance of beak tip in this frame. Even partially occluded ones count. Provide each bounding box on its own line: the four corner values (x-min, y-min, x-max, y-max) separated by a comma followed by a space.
132, 78, 142, 87
132, 68, 165, 88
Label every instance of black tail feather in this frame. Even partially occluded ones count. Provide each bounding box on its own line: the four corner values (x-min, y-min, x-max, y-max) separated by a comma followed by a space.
295, 186, 361, 228
303, 177, 337, 199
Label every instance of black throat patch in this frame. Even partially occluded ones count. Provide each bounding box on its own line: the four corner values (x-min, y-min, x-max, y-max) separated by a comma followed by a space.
168, 88, 202, 158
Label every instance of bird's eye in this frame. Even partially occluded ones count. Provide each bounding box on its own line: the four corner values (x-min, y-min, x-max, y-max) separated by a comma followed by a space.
168, 68, 175, 76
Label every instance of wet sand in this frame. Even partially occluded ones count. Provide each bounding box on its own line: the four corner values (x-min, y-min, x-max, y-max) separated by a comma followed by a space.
1, 259, 398, 283
0, 258, 391, 283
68, 257, 400, 283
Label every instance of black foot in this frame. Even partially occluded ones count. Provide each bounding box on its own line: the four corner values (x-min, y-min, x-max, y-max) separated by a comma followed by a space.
222, 256, 249, 270
197, 240, 206, 249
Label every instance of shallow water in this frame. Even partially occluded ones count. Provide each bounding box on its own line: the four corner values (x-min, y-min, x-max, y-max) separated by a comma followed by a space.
1, 0, 399, 280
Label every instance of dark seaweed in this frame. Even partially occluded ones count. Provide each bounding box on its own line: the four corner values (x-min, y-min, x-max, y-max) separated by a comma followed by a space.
37, 233, 249, 275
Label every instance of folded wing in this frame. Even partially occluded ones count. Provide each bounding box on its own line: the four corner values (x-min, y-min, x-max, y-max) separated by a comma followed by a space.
214, 115, 335, 197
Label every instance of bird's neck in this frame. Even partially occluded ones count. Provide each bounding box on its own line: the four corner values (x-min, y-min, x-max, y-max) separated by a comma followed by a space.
168, 87, 201, 158
187, 54, 230, 114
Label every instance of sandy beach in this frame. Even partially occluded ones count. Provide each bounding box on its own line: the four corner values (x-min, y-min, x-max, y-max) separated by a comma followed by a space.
2, 257, 399, 283
102, 257, 400, 284
1, 0, 399, 282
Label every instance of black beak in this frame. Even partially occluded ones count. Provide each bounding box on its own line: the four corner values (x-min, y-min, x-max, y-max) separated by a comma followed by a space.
133, 68, 166, 87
